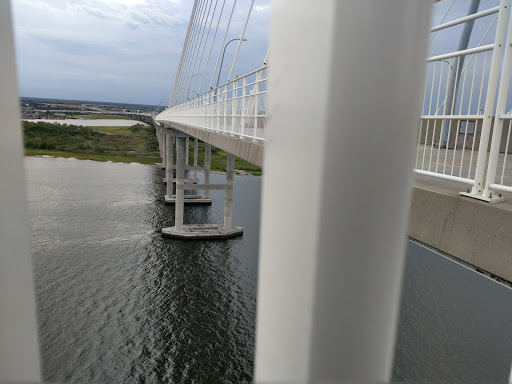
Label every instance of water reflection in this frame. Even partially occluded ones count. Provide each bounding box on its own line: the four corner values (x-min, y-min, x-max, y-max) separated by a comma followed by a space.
25, 157, 259, 383
25, 156, 511, 383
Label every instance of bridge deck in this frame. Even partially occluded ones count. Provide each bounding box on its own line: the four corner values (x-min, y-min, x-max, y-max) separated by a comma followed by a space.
158, 120, 264, 167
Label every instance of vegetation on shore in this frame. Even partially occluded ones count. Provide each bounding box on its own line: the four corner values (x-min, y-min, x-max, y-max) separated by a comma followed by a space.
22, 121, 262, 175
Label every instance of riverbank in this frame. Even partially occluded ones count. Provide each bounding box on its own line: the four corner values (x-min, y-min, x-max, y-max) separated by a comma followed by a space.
22, 121, 262, 174
25, 149, 160, 165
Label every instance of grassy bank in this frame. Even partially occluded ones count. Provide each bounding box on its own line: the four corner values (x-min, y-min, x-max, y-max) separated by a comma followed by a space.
22, 121, 262, 175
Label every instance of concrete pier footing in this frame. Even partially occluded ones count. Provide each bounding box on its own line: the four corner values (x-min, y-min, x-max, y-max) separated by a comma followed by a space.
163, 178, 198, 184
160, 127, 242, 240
162, 224, 243, 239
164, 194, 212, 204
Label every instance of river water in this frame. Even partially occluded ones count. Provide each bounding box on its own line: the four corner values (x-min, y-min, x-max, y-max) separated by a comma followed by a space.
23, 119, 147, 126
25, 156, 512, 383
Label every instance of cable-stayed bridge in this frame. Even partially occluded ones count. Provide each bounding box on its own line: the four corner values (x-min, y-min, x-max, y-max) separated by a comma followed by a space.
2, 1, 512, 383
153, 1, 512, 380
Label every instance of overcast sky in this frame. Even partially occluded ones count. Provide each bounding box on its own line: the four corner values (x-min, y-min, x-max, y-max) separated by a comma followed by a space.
11, 0, 270, 106
11, 0, 501, 106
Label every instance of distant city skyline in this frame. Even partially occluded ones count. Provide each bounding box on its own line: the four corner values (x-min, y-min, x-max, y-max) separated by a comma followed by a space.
12, 0, 269, 105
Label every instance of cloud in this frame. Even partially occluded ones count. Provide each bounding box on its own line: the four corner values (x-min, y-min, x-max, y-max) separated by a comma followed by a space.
11, 0, 270, 104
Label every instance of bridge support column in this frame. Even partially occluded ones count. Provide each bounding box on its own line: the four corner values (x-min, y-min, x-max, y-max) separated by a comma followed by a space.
204, 143, 211, 199
162, 140, 242, 240
165, 133, 174, 199
164, 131, 210, 205
194, 138, 198, 179
174, 136, 185, 230
185, 137, 190, 166
161, 132, 166, 171
224, 154, 234, 229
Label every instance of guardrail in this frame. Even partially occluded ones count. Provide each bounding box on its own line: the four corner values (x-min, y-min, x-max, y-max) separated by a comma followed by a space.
157, 65, 268, 141
416, 0, 512, 201
159, 0, 512, 201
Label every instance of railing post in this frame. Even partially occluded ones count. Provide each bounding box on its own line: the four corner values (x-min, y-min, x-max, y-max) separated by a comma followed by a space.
203, 94, 206, 129
253, 70, 262, 141
482, 5, 512, 200
241, 76, 247, 138
467, 0, 510, 198
216, 89, 220, 133
223, 86, 228, 134
231, 79, 236, 136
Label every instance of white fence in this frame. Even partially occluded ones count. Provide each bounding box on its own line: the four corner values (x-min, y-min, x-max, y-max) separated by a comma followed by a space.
158, 0, 512, 201
157, 65, 268, 142
416, 0, 512, 200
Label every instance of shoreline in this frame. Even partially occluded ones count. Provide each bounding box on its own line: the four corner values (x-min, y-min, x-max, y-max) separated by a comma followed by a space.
25, 152, 262, 176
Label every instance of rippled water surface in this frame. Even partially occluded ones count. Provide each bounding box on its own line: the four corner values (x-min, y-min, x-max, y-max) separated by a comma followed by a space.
26, 156, 512, 383
26, 157, 260, 383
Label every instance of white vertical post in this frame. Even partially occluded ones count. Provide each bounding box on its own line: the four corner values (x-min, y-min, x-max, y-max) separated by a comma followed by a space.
483, 6, 512, 198
470, 0, 509, 196
204, 143, 211, 199
166, 133, 174, 198
241, 76, 247, 137
0, 1, 42, 382
224, 153, 234, 229
194, 137, 199, 179
161, 132, 166, 170
254, 1, 431, 383
185, 137, 190, 166
175, 136, 186, 230
253, 71, 261, 140
223, 86, 228, 133
231, 80, 236, 135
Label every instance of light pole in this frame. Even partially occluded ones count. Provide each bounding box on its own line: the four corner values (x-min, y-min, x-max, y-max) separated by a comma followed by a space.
216, 38, 247, 89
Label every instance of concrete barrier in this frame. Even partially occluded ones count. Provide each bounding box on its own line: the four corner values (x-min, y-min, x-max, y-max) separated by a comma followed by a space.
409, 176, 512, 283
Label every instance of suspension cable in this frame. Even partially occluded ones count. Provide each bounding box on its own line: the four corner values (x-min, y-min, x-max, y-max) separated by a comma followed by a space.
198, 0, 226, 94
188, 0, 216, 99
173, 0, 205, 105
181, 0, 211, 102
176, 0, 208, 104
209, 0, 237, 89
227, 0, 254, 82
169, 0, 198, 107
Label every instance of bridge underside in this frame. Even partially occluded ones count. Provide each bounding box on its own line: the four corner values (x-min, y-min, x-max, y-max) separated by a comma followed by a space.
157, 120, 264, 168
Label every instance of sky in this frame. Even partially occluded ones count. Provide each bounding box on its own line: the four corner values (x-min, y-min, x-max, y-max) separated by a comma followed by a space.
10, 0, 504, 107
11, 0, 270, 106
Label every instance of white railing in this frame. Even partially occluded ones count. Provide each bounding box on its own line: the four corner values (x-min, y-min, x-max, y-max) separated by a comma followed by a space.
416, 0, 512, 201
157, 65, 268, 141
160, 0, 512, 202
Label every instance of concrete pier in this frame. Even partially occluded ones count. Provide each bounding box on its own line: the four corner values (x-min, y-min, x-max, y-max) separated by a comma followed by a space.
205, 143, 211, 199
165, 133, 173, 198
224, 153, 234, 230
161, 129, 242, 240
161, 128, 166, 169
186, 137, 189, 166
194, 137, 198, 180
174, 136, 185, 230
